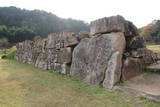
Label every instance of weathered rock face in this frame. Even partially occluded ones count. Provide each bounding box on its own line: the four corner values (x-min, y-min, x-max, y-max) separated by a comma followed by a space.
128, 48, 156, 65
15, 15, 155, 89
47, 31, 78, 49
90, 15, 145, 53
90, 15, 139, 37
127, 36, 146, 51
71, 15, 150, 87
121, 47, 157, 81
155, 52, 160, 61
103, 51, 123, 88
15, 31, 78, 74
78, 31, 90, 41
15, 40, 34, 63
122, 57, 141, 81
70, 32, 126, 88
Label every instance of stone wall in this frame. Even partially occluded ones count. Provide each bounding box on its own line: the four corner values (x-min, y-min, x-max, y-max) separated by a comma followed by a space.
15, 31, 78, 74
15, 15, 157, 89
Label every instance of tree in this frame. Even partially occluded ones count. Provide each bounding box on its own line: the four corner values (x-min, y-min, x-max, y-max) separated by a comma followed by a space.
139, 19, 160, 44
0, 6, 89, 43
140, 24, 156, 42
0, 37, 8, 48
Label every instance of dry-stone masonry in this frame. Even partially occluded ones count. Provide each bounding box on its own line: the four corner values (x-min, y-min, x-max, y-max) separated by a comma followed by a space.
15, 15, 158, 89
15, 31, 78, 74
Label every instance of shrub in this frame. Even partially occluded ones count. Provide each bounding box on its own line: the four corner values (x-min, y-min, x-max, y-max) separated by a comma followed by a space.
1, 46, 17, 59
1, 54, 6, 59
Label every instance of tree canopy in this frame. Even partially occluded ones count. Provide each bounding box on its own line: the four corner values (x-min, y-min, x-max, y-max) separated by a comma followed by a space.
140, 20, 160, 44
0, 6, 89, 44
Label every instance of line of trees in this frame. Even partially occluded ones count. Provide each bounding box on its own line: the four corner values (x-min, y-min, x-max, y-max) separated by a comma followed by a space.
0, 6, 89, 46
0, 25, 36, 43
140, 20, 160, 44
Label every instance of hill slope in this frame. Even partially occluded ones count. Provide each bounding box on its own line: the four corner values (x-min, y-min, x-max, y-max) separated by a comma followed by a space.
0, 6, 89, 44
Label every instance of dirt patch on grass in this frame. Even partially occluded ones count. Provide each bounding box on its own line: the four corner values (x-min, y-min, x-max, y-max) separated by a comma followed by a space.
123, 73, 160, 96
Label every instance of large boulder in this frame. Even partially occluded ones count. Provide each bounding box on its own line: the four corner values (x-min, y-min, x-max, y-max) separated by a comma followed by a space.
15, 31, 78, 74
15, 40, 33, 63
102, 51, 123, 89
46, 31, 79, 49
155, 52, 160, 61
70, 32, 126, 88
78, 31, 90, 41
54, 63, 70, 74
128, 36, 146, 50
90, 15, 138, 37
131, 48, 156, 65
56, 48, 72, 64
122, 57, 141, 81
35, 52, 49, 70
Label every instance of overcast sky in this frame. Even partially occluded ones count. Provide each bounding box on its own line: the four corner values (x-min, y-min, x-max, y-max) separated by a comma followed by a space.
0, 0, 160, 27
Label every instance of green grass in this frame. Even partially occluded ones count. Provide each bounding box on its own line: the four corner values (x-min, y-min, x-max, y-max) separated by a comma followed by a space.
0, 46, 17, 59
140, 96, 160, 107
0, 59, 160, 107
147, 45, 160, 52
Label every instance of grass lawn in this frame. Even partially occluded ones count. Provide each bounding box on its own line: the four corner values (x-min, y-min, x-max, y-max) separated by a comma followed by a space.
147, 45, 160, 52
0, 59, 159, 107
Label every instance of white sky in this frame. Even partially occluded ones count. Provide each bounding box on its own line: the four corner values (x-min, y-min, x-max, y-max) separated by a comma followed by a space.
0, 0, 160, 28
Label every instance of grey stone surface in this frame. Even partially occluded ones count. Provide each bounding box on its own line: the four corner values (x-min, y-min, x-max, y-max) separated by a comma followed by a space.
70, 32, 126, 88
54, 63, 70, 74
15, 15, 153, 89
78, 31, 90, 41
90, 15, 138, 36
122, 57, 141, 81
128, 36, 146, 50
47, 31, 78, 49
57, 48, 72, 64
15, 31, 77, 73
103, 52, 122, 89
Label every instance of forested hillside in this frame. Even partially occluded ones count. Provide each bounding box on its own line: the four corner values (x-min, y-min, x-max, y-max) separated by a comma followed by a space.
0, 6, 89, 45
140, 20, 160, 44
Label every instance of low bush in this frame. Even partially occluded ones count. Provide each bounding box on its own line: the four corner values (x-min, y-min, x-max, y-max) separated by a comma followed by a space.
0, 46, 17, 59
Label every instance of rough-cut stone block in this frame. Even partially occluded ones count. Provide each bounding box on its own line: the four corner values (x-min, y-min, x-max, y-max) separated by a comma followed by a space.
128, 36, 146, 50
35, 53, 48, 70
131, 48, 155, 65
54, 63, 70, 74
103, 52, 122, 89
90, 15, 138, 36
78, 31, 90, 41
122, 57, 141, 81
155, 52, 160, 61
57, 48, 72, 64
47, 31, 78, 49
70, 32, 126, 88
